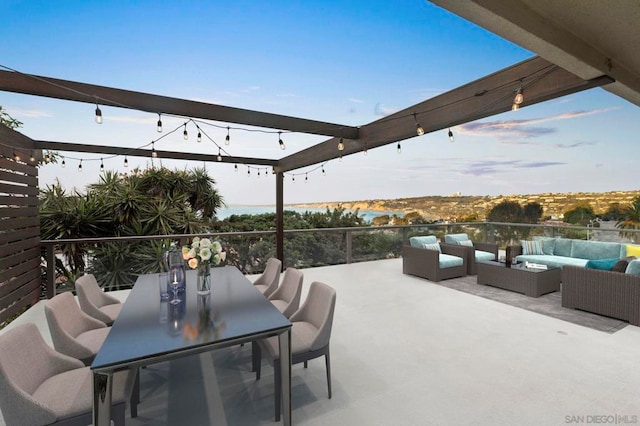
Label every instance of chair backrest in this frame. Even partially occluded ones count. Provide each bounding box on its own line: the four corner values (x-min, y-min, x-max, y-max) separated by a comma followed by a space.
269, 267, 304, 318
444, 233, 470, 244
409, 235, 437, 247
76, 273, 108, 309
45, 292, 106, 360
0, 323, 84, 425
254, 257, 282, 290
290, 281, 336, 351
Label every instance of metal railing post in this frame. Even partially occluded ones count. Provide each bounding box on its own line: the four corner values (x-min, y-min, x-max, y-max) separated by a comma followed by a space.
46, 244, 55, 299
346, 230, 353, 264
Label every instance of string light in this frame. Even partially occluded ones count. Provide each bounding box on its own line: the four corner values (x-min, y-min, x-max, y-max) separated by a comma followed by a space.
234, 164, 238, 172
448, 128, 454, 142
13, 151, 20, 161
61, 157, 66, 168
278, 132, 286, 150
197, 129, 202, 143
363, 144, 368, 156
78, 159, 83, 172
151, 141, 158, 158
414, 113, 425, 136
322, 166, 326, 176
292, 175, 295, 183
247, 168, 250, 177
397, 142, 402, 154
30, 151, 36, 162
157, 113, 163, 133
183, 124, 188, 140
225, 127, 230, 145
217, 148, 222, 162
95, 103, 103, 124
100, 158, 104, 171
124, 156, 129, 167
512, 83, 524, 111
305, 173, 308, 183
337, 137, 344, 151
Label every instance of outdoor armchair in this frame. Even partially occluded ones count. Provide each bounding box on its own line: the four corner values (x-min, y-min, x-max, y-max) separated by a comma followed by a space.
76, 273, 122, 326
268, 267, 304, 318
253, 257, 282, 297
402, 237, 467, 282
44, 292, 110, 365
0, 323, 137, 426
254, 281, 337, 421
442, 233, 498, 275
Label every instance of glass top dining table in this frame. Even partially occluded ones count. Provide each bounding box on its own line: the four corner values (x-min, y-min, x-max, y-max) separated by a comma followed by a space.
91, 265, 292, 425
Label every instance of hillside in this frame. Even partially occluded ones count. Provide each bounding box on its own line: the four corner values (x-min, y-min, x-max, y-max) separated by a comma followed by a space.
290, 190, 640, 222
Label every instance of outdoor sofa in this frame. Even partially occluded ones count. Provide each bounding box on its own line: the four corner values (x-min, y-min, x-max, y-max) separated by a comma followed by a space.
509, 237, 628, 268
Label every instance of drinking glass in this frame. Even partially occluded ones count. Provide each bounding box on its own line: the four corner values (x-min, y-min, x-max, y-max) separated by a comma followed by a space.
169, 267, 184, 305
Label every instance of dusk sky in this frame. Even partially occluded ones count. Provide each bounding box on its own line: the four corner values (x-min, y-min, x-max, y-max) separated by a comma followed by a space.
1, 1, 638, 206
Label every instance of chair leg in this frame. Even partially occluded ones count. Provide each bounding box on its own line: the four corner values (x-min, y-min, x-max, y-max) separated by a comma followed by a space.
130, 368, 140, 418
112, 402, 126, 426
274, 361, 282, 422
304, 360, 308, 368
253, 341, 262, 379
325, 348, 332, 399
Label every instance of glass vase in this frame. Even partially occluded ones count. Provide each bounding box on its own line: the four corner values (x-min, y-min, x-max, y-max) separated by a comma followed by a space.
197, 263, 211, 295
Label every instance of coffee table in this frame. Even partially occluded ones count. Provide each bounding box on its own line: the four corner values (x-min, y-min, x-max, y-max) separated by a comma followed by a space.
91, 266, 292, 426
476, 260, 561, 297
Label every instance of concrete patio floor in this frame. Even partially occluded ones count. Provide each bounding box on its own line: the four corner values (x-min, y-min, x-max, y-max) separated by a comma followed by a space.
2, 258, 640, 425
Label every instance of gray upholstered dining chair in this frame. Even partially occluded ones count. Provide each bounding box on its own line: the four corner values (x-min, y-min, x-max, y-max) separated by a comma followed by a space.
268, 267, 304, 318
45, 292, 110, 365
0, 323, 137, 426
76, 273, 122, 326
255, 281, 337, 421
253, 257, 282, 297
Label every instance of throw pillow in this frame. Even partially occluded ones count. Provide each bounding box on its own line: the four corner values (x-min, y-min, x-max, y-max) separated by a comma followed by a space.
625, 259, 640, 275
423, 243, 441, 252
458, 240, 474, 247
585, 258, 619, 271
613, 256, 636, 273
521, 240, 543, 255
626, 245, 640, 257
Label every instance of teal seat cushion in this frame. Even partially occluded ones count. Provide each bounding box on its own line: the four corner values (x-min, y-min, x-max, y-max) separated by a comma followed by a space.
443, 233, 469, 244
439, 253, 464, 268
585, 258, 619, 270
475, 250, 495, 262
409, 235, 437, 247
626, 259, 640, 275
516, 254, 587, 269
572, 240, 624, 260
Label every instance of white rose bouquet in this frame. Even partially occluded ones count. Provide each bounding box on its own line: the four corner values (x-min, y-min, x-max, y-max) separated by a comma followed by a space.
182, 237, 226, 270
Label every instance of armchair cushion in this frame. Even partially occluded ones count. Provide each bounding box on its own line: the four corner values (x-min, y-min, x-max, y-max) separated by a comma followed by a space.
626, 259, 640, 275
475, 250, 496, 262
443, 233, 469, 244
458, 239, 474, 247
409, 235, 437, 247
439, 254, 464, 269
423, 243, 441, 252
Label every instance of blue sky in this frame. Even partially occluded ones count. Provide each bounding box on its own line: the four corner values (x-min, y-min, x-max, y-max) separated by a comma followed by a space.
1, 0, 638, 206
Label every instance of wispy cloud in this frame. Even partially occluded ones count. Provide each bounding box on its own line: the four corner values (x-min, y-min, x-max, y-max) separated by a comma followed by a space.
460, 160, 565, 176
276, 93, 296, 98
104, 115, 156, 124
9, 108, 52, 118
459, 108, 615, 141
241, 86, 260, 93
374, 102, 398, 117
348, 98, 364, 103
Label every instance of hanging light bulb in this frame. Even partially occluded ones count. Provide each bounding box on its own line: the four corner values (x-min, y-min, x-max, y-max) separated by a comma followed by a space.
183, 124, 188, 140
305, 173, 308, 183
61, 157, 66, 168
278, 132, 286, 150
100, 158, 104, 171
234, 164, 238, 172
511, 102, 520, 111
339, 155, 343, 162
414, 113, 425, 136
247, 168, 250, 177
124, 156, 129, 167
217, 148, 222, 162
292, 175, 295, 183
448, 128, 454, 142
30, 151, 36, 162
197, 130, 202, 143
44, 152, 50, 163
257, 170, 261, 178
514, 86, 524, 105
225, 127, 230, 145
363, 145, 368, 156
157, 113, 163, 132
95, 104, 103, 124
337, 137, 344, 151
78, 159, 83, 172
13, 151, 20, 161
397, 142, 402, 154
322, 166, 326, 176
151, 142, 158, 158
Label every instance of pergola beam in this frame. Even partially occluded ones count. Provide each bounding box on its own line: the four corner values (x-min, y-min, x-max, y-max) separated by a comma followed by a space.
0, 70, 360, 140
275, 56, 614, 172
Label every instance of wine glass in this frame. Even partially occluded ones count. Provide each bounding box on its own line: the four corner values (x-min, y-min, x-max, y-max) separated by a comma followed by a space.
169, 266, 184, 305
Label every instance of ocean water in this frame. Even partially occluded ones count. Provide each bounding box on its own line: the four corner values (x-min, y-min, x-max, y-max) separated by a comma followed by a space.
216, 205, 397, 223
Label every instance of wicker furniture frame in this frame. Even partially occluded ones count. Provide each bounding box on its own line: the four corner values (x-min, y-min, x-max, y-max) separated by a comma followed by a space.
562, 265, 640, 326
441, 241, 499, 275
402, 244, 467, 282
476, 260, 561, 297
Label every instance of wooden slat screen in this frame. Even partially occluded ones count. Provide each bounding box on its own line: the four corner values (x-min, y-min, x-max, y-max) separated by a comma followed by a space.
0, 125, 41, 325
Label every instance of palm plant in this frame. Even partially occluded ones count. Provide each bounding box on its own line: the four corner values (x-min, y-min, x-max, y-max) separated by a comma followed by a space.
617, 197, 640, 243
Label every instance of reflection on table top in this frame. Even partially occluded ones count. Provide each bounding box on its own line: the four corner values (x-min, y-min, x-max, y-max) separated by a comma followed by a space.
91, 266, 291, 371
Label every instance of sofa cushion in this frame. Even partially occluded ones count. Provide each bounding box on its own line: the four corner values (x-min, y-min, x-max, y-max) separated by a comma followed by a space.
626, 245, 640, 257
409, 236, 437, 247
585, 258, 619, 271
516, 254, 587, 269
475, 250, 495, 262
625, 259, 640, 275
444, 233, 468, 244
612, 256, 635, 272
422, 243, 441, 252
553, 239, 573, 257
458, 240, 474, 247
438, 253, 464, 269
532, 236, 556, 255
521, 240, 543, 255
571, 240, 623, 260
